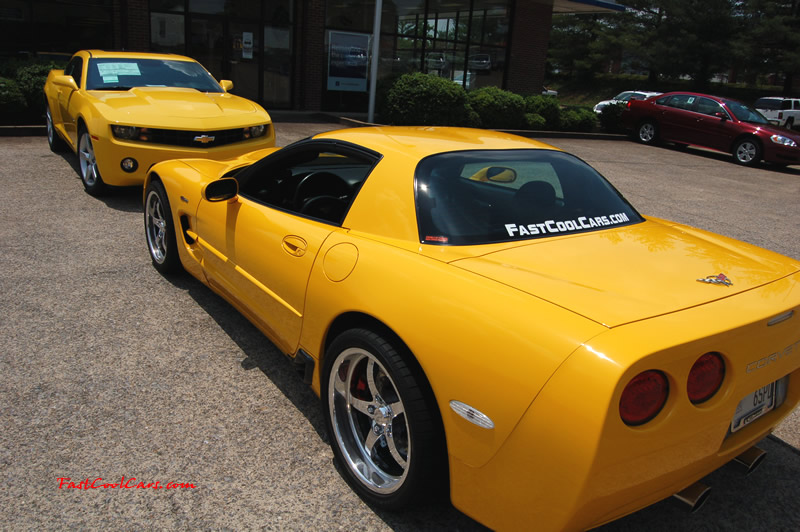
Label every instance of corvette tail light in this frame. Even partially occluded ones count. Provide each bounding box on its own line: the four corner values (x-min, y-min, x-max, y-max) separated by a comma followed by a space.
619, 370, 669, 425
687, 352, 725, 404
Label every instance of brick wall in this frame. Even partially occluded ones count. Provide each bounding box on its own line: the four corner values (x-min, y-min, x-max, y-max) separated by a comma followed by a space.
294, 0, 326, 110
113, 0, 151, 52
505, 0, 553, 95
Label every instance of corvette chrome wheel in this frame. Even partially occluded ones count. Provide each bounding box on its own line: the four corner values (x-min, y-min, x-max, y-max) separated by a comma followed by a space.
78, 131, 106, 195
144, 180, 181, 274
322, 328, 446, 509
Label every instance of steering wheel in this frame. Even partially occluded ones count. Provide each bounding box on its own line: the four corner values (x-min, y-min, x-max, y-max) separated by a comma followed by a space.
293, 171, 351, 210
299, 195, 348, 223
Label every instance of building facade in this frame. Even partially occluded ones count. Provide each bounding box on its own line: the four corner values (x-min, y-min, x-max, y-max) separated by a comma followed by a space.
0, 0, 621, 111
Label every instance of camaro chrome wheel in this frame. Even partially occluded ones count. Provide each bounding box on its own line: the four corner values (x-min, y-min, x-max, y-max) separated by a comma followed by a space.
144, 180, 181, 274
45, 107, 67, 153
78, 131, 106, 195
637, 121, 658, 144
322, 329, 446, 509
733, 138, 761, 166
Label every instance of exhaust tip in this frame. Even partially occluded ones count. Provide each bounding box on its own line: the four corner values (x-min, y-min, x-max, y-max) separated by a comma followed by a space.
734, 446, 767, 476
672, 482, 711, 513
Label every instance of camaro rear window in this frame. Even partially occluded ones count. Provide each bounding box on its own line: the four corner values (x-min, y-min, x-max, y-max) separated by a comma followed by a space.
414, 149, 643, 245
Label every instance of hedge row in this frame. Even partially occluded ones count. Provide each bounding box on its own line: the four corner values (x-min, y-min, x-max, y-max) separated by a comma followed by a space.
381, 73, 598, 132
0, 61, 63, 123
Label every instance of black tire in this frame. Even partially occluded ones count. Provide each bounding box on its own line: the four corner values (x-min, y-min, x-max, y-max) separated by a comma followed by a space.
144, 180, 182, 274
45, 106, 68, 153
732, 137, 762, 167
78, 128, 108, 196
321, 328, 447, 510
785, 117, 794, 130
637, 120, 659, 145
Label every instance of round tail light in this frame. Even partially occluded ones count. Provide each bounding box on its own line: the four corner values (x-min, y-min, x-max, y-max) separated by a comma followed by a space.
619, 370, 669, 426
687, 352, 725, 404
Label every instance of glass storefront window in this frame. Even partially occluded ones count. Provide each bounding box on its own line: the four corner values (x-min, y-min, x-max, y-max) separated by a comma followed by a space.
151, 13, 185, 54
326, 0, 373, 33
189, 0, 259, 18
151, 0, 184, 12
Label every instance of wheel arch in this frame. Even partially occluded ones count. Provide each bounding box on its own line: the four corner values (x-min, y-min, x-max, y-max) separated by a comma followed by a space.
730, 133, 762, 152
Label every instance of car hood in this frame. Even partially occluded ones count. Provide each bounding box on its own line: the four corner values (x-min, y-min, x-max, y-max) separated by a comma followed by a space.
751, 121, 800, 139
449, 219, 800, 328
88, 87, 267, 128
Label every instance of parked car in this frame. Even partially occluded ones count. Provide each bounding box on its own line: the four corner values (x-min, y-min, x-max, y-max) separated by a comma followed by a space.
622, 91, 800, 166
144, 126, 800, 532
754, 96, 800, 129
541, 86, 558, 96
593, 90, 662, 114
468, 53, 492, 71
44, 50, 274, 195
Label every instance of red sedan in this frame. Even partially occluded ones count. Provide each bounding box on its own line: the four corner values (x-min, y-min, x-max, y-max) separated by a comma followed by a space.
622, 91, 800, 167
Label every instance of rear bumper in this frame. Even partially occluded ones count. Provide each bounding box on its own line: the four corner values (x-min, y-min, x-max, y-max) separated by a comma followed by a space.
449, 273, 800, 531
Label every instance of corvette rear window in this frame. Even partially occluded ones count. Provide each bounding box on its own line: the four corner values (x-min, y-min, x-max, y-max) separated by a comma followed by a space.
414, 150, 642, 245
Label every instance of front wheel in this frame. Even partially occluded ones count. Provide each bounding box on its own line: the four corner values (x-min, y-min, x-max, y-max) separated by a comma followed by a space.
733, 138, 762, 167
321, 328, 446, 509
78, 130, 107, 196
637, 121, 658, 145
144, 180, 182, 274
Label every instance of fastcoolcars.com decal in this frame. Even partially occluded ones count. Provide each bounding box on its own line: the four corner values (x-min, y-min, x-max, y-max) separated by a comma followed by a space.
504, 213, 631, 237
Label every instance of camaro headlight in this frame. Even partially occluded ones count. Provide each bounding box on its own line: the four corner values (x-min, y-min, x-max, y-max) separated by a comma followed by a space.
770, 134, 797, 147
244, 124, 267, 139
111, 125, 141, 140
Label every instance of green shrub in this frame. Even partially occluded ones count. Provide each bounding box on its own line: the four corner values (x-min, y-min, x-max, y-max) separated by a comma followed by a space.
16, 62, 59, 112
598, 102, 626, 133
0, 77, 25, 112
525, 94, 561, 130
525, 112, 546, 130
559, 107, 597, 132
466, 86, 526, 129
382, 72, 474, 126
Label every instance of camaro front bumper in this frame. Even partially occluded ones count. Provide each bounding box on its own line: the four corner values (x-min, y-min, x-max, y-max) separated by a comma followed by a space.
90, 128, 275, 187
448, 273, 800, 531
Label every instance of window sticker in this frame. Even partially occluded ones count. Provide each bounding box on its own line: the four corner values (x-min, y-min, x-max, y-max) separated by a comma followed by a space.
97, 63, 142, 77
504, 212, 631, 237
687, 97, 696, 104
102, 75, 119, 83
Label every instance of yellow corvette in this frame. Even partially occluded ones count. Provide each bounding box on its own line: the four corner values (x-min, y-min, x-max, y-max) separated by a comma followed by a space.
143, 127, 800, 531
44, 50, 274, 195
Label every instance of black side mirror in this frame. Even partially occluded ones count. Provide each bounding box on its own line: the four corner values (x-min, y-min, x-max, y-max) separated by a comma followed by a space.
203, 178, 238, 202
714, 112, 728, 121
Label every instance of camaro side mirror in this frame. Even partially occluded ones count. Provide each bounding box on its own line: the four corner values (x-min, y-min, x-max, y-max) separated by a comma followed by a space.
53, 75, 78, 91
220, 80, 234, 92
203, 178, 238, 202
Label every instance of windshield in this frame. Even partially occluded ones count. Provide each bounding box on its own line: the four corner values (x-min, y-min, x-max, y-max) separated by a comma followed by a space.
415, 150, 643, 245
86, 58, 223, 92
724, 100, 770, 124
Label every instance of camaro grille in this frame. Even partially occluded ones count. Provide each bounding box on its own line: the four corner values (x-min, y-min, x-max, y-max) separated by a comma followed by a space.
146, 127, 265, 148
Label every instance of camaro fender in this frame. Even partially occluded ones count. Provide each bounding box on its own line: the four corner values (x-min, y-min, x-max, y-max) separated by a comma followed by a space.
446, 272, 800, 531
298, 229, 608, 468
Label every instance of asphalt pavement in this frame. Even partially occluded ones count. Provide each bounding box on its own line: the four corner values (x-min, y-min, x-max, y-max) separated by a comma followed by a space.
1, 121, 799, 531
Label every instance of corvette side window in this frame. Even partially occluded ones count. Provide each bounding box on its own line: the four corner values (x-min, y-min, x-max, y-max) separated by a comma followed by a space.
239, 148, 376, 225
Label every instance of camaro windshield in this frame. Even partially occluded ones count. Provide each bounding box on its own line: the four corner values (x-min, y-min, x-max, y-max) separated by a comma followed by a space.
86, 58, 223, 92
415, 150, 643, 245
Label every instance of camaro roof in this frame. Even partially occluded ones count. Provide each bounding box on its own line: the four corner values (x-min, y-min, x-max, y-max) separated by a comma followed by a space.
81, 49, 197, 63
312, 126, 560, 160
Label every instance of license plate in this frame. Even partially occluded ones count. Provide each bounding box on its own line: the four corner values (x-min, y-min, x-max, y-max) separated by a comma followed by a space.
730, 382, 776, 433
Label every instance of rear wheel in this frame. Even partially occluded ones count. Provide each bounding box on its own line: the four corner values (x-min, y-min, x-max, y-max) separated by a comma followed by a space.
637, 121, 658, 145
732, 138, 761, 167
786, 117, 795, 130
78, 129, 107, 196
45, 106, 68, 153
144, 180, 182, 274
321, 328, 446, 509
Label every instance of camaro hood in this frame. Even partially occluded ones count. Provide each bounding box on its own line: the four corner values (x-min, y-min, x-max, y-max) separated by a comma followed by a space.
88, 87, 266, 128
451, 219, 800, 327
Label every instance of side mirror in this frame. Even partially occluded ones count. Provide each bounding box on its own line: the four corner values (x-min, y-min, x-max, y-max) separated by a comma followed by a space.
53, 75, 78, 91
468, 166, 518, 183
714, 112, 728, 121
203, 178, 238, 202
220, 80, 234, 92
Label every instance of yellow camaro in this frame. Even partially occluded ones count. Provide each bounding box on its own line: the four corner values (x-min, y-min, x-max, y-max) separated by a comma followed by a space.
44, 50, 274, 196
143, 127, 800, 531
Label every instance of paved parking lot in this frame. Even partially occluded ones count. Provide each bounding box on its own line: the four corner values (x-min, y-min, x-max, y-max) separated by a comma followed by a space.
1, 123, 799, 530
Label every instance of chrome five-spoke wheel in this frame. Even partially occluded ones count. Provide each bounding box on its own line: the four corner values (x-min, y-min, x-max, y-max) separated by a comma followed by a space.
143, 180, 181, 274
78, 130, 106, 195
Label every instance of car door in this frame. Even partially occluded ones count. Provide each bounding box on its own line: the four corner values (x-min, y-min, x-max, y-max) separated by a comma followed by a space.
194, 142, 377, 354
656, 94, 700, 143
690, 97, 736, 151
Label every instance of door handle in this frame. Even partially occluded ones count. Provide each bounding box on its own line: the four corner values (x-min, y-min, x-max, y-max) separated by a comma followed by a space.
282, 235, 307, 257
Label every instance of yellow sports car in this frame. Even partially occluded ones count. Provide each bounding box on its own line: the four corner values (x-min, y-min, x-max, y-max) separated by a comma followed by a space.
143, 127, 800, 531
44, 50, 274, 195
